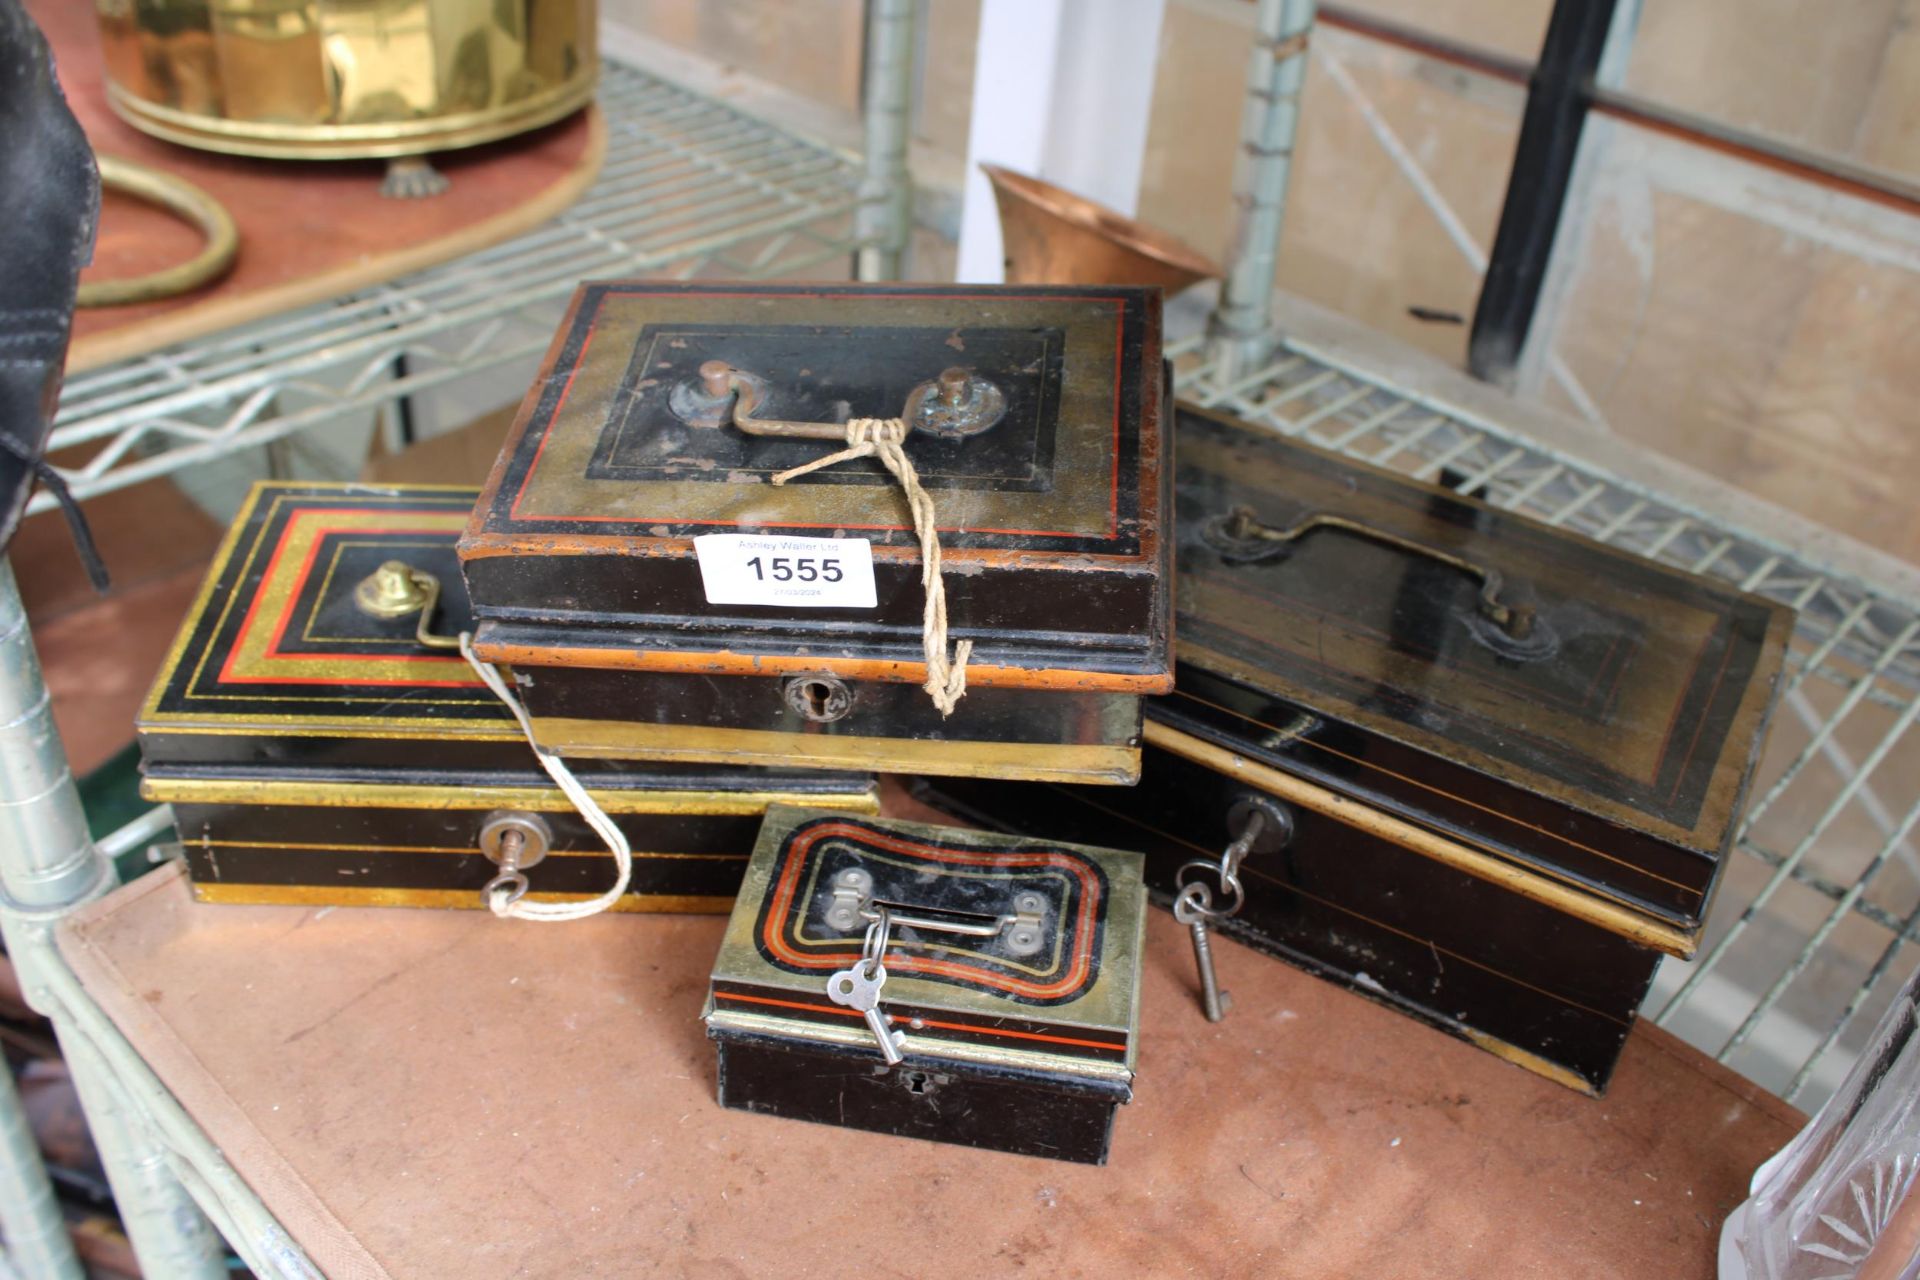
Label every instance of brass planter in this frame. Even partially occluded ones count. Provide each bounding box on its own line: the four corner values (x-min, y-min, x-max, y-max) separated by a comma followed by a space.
94, 0, 597, 160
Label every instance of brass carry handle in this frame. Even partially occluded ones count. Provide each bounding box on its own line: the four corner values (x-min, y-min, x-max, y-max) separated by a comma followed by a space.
351, 561, 462, 650
77, 155, 239, 308
1208, 507, 1536, 641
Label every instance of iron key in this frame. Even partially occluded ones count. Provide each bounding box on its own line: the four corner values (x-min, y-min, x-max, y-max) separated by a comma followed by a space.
1173, 883, 1232, 1022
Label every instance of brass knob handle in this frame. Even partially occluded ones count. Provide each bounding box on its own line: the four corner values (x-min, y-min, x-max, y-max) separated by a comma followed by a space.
1203, 506, 1536, 642
351, 561, 461, 650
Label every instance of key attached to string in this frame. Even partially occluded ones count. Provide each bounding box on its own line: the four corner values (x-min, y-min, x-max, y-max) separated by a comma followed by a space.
1173, 796, 1293, 1023
827, 904, 905, 1065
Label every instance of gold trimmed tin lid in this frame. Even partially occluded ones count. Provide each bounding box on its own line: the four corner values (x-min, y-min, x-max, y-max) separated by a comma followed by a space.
137, 481, 878, 802
706, 806, 1145, 1085
458, 282, 1172, 688
1163, 404, 1794, 926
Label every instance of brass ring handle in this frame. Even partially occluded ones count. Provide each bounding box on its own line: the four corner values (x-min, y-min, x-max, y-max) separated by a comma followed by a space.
1208, 507, 1536, 641
351, 561, 462, 650
76, 155, 239, 308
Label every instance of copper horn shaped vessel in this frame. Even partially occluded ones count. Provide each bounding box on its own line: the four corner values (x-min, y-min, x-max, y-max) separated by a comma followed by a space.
982, 163, 1219, 290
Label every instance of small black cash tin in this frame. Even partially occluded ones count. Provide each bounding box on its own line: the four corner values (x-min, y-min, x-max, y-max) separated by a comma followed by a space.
705, 807, 1145, 1163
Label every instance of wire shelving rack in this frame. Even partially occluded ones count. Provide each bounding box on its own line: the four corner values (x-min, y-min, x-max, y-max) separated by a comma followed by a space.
4, 16, 1917, 1277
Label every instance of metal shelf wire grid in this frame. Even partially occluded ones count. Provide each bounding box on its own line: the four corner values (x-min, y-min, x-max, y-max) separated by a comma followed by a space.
39, 61, 868, 516
1171, 334, 1920, 1109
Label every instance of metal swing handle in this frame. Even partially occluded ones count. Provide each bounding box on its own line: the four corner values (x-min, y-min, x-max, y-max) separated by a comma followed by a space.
701, 361, 844, 441
688, 360, 1007, 440
351, 561, 462, 650
825, 867, 1047, 957
1209, 506, 1535, 641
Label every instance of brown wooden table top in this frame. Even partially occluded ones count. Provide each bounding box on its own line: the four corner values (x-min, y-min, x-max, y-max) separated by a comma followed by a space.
28, 0, 603, 374
57, 842, 1801, 1279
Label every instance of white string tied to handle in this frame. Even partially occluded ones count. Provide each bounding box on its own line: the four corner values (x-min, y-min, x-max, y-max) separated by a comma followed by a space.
770, 417, 972, 716
459, 632, 632, 922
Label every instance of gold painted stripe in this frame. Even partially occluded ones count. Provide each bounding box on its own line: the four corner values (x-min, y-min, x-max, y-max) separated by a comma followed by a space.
193, 839, 748, 861
191, 883, 733, 913
143, 777, 880, 816
1462, 1029, 1600, 1097
1143, 721, 1697, 957
140, 486, 494, 725
140, 482, 270, 725
138, 719, 523, 735
223, 508, 472, 684
533, 717, 1142, 786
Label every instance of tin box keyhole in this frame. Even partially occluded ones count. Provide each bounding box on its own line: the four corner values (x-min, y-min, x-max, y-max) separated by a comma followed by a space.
900, 1069, 948, 1098
784, 674, 853, 723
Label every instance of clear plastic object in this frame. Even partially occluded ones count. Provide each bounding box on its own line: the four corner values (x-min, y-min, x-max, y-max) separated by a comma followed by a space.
1722, 965, 1920, 1279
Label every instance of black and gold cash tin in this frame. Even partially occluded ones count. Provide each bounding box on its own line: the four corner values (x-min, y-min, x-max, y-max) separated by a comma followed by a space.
457, 282, 1171, 785
137, 482, 878, 912
917, 402, 1794, 1096
704, 806, 1145, 1164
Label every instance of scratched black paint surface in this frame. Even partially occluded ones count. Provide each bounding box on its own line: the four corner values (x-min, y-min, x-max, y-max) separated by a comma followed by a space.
915, 765, 1655, 1096
462, 282, 1171, 659
1162, 403, 1793, 914
713, 1035, 1124, 1165
506, 661, 1141, 752
172, 803, 758, 901
592, 322, 1064, 490
900, 404, 1794, 1094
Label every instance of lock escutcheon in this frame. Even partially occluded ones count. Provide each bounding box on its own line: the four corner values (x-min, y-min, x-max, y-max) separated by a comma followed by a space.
1226, 795, 1292, 855
478, 810, 552, 870
784, 673, 854, 724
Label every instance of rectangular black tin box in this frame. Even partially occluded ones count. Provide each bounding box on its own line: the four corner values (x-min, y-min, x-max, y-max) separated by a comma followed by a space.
137, 483, 878, 910
458, 282, 1171, 785
918, 403, 1794, 1095
704, 806, 1145, 1163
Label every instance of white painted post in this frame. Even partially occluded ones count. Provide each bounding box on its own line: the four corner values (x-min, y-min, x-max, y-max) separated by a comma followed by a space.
956, 0, 1168, 283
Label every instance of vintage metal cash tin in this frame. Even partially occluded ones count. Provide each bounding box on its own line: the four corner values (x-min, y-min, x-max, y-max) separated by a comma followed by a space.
704, 806, 1145, 1164
137, 482, 878, 911
916, 402, 1793, 1095
457, 281, 1171, 785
